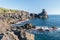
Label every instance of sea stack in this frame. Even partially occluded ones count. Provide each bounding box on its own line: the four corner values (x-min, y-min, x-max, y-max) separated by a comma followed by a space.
38, 9, 48, 18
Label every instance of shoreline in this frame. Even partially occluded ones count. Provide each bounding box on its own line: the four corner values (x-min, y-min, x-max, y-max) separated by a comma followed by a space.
11, 19, 29, 27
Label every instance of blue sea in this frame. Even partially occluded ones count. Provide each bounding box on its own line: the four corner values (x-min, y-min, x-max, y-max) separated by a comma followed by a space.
12, 15, 60, 40
29, 15, 60, 40
29, 15, 60, 27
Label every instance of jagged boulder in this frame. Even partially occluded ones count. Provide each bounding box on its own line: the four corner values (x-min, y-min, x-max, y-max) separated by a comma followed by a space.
30, 13, 38, 19
1, 32, 19, 40
38, 9, 48, 18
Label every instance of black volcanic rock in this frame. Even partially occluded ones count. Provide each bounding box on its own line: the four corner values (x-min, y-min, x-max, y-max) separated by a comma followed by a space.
34, 14, 38, 18
38, 9, 48, 18
29, 9, 48, 19
30, 13, 38, 19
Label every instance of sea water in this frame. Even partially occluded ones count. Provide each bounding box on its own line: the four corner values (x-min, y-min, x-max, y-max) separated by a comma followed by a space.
12, 15, 60, 40
29, 15, 60, 40
29, 15, 60, 27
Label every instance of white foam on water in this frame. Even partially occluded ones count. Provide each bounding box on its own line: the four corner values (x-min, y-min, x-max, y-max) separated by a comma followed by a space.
35, 26, 60, 30
16, 19, 29, 24
58, 28, 60, 29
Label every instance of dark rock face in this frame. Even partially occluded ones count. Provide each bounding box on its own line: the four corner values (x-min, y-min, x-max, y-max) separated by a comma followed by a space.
30, 13, 34, 19
34, 14, 38, 18
30, 13, 38, 19
39, 9, 47, 16
38, 9, 48, 18
29, 9, 48, 19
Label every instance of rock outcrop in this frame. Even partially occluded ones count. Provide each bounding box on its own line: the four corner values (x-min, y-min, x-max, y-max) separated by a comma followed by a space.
0, 11, 29, 24
30, 13, 38, 19
29, 9, 48, 19
38, 9, 48, 18
1, 31, 19, 40
0, 8, 48, 40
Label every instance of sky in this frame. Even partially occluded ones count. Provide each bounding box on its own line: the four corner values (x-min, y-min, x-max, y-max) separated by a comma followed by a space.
0, 0, 60, 15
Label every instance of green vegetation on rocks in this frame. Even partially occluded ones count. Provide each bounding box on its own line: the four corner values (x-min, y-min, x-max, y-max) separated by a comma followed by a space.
0, 7, 18, 13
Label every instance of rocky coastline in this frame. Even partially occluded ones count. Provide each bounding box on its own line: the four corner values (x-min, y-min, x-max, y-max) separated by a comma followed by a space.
0, 8, 48, 24
0, 8, 48, 40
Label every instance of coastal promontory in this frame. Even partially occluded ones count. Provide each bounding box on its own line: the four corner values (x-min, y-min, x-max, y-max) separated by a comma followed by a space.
38, 9, 48, 18
29, 9, 48, 19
